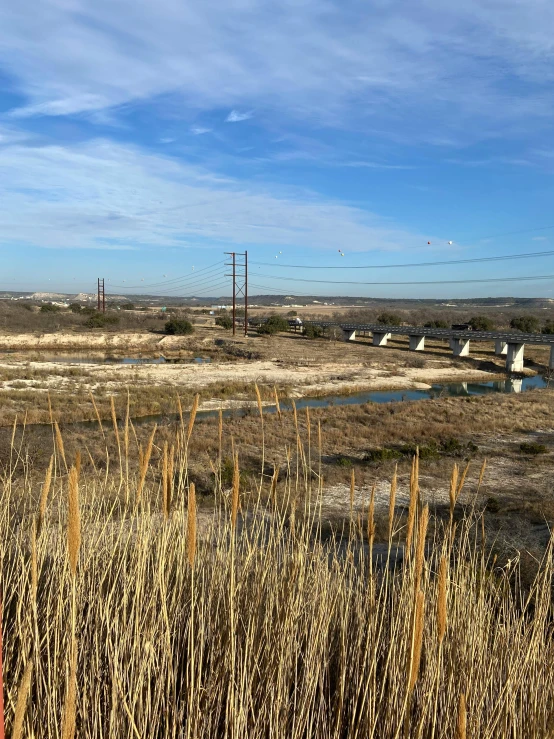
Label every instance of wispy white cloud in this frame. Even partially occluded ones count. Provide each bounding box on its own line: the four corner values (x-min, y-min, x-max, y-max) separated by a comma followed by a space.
225, 110, 253, 123
191, 126, 212, 135
0, 138, 429, 252
159, 137, 175, 144
0, 0, 553, 144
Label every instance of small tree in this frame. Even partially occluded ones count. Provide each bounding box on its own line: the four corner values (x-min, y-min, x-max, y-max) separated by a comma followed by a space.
376, 312, 402, 327
68, 303, 82, 313
40, 303, 61, 313
468, 315, 495, 331
164, 318, 194, 335
510, 316, 540, 333
84, 312, 120, 328
216, 315, 233, 330
542, 321, 554, 335
287, 310, 298, 317
304, 324, 323, 340
424, 319, 449, 329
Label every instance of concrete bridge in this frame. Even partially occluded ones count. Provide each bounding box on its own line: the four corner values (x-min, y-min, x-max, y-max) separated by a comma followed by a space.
294, 321, 554, 373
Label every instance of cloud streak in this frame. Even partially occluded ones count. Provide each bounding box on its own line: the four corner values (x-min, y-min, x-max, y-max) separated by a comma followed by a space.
225, 110, 253, 123
0, 0, 553, 144
0, 138, 429, 252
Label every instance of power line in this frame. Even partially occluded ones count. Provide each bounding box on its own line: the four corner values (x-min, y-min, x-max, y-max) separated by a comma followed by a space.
109, 260, 226, 289
251, 248, 554, 271
252, 272, 554, 286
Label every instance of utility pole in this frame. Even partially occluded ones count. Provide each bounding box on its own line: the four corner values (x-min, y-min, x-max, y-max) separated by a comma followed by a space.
97, 278, 105, 313
224, 252, 248, 336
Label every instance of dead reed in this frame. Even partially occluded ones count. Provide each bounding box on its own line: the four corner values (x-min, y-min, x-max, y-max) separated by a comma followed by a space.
0, 394, 552, 738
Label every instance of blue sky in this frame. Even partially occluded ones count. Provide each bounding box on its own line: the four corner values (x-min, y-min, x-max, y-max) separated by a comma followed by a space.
1, 0, 554, 298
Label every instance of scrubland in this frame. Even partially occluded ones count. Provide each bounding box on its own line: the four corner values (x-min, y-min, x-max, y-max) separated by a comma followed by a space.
2, 393, 554, 737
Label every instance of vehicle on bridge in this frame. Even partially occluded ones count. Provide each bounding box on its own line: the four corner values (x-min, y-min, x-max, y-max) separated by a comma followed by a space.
451, 323, 473, 331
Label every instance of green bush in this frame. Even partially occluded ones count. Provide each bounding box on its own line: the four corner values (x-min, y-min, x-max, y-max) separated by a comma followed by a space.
256, 315, 289, 335
40, 303, 61, 313
84, 312, 120, 328
287, 310, 298, 317
215, 315, 233, 330
121, 303, 135, 311
510, 316, 540, 333
468, 315, 495, 331
376, 312, 402, 326
304, 324, 324, 339
424, 319, 449, 329
542, 322, 554, 335
68, 303, 82, 313
520, 442, 548, 455
164, 319, 194, 335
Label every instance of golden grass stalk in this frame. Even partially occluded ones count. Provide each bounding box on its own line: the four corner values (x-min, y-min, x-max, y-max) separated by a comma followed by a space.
187, 483, 197, 567
67, 465, 81, 578
162, 442, 169, 521
110, 396, 120, 449
74, 450, 81, 481
456, 693, 467, 739
350, 469, 355, 518
437, 555, 447, 643
388, 464, 397, 541
254, 383, 263, 418
367, 484, 376, 546
136, 424, 157, 505
456, 461, 470, 499
31, 519, 37, 608
62, 637, 78, 739
12, 659, 33, 739
54, 421, 67, 469
274, 385, 282, 422
414, 505, 429, 594
37, 454, 53, 535
186, 394, 200, 445
449, 463, 459, 522
231, 453, 240, 530
406, 456, 418, 556
408, 589, 425, 693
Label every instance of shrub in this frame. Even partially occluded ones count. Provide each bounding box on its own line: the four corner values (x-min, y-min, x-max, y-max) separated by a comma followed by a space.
287, 310, 298, 317
542, 321, 554, 335
84, 312, 120, 328
304, 324, 324, 340
164, 319, 194, 335
68, 303, 82, 313
40, 303, 61, 313
468, 315, 495, 331
424, 319, 449, 329
376, 312, 402, 326
510, 316, 540, 333
215, 315, 233, 330
520, 441, 548, 455
256, 315, 289, 335
121, 303, 135, 311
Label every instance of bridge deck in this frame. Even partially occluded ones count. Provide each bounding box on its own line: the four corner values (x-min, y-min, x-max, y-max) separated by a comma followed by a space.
299, 321, 554, 346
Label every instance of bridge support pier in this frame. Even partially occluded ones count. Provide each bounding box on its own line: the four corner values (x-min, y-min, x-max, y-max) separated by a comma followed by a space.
507, 378, 523, 393
506, 343, 524, 373
409, 335, 425, 351
549, 345, 554, 370
451, 338, 470, 357
495, 340, 508, 356
372, 331, 391, 347
343, 329, 356, 342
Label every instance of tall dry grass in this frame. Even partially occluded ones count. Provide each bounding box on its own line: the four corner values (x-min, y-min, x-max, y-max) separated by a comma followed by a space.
0, 393, 553, 737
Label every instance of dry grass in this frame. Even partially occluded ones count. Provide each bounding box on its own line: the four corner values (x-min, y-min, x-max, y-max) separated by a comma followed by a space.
1, 394, 554, 737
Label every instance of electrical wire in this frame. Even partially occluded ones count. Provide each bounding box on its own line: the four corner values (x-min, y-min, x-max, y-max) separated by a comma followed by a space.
109, 260, 226, 289
251, 272, 554, 286
250, 248, 554, 270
